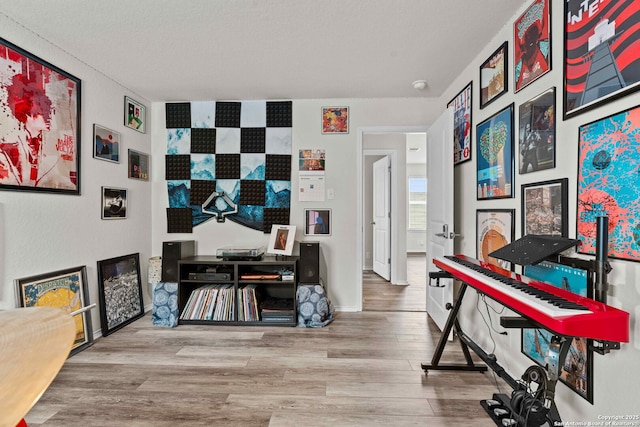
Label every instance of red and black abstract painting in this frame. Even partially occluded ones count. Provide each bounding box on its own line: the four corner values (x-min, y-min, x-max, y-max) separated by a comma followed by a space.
0, 37, 81, 194
564, 0, 640, 118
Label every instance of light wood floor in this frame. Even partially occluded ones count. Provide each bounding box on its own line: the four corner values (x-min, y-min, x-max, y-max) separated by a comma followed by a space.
25, 259, 505, 426
363, 254, 427, 312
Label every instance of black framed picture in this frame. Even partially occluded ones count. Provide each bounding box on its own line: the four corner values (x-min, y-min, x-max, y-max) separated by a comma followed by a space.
518, 87, 556, 174
514, 0, 551, 93
15, 266, 94, 356
563, 0, 640, 119
476, 209, 515, 271
476, 104, 514, 200
102, 187, 127, 219
480, 42, 508, 109
521, 178, 568, 237
97, 253, 144, 336
448, 81, 473, 165
0, 37, 81, 195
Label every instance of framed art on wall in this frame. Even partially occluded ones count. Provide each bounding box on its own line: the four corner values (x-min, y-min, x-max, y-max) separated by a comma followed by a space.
514, 0, 551, 92
124, 96, 146, 133
480, 42, 508, 109
518, 87, 556, 174
476, 103, 514, 200
321, 106, 348, 134
128, 149, 149, 180
476, 209, 515, 270
97, 253, 144, 336
576, 104, 640, 262
304, 209, 331, 236
563, 0, 640, 119
15, 266, 94, 356
448, 81, 472, 165
521, 178, 568, 237
101, 187, 127, 219
0, 37, 81, 195
93, 124, 120, 163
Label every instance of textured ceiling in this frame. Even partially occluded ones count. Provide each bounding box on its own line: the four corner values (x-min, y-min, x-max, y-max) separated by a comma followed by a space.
0, 0, 524, 102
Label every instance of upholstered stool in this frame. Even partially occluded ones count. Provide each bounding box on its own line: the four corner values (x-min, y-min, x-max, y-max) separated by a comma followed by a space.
152, 282, 179, 327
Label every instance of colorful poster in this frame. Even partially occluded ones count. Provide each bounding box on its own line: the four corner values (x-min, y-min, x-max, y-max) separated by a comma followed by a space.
476, 209, 515, 270
0, 37, 81, 194
577, 105, 640, 261
448, 82, 472, 165
514, 0, 551, 92
518, 88, 556, 174
564, 0, 640, 118
476, 104, 514, 200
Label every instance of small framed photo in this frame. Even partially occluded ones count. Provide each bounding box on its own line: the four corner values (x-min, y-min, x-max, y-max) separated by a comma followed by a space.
322, 106, 349, 134
124, 96, 146, 133
521, 178, 568, 237
448, 81, 472, 165
128, 149, 149, 180
267, 224, 296, 256
518, 87, 556, 174
480, 42, 508, 109
93, 124, 121, 163
102, 187, 127, 219
304, 209, 331, 236
96, 253, 144, 336
476, 209, 515, 270
15, 266, 94, 356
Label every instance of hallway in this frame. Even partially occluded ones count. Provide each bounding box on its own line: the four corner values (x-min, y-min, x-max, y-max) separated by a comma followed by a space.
363, 254, 426, 312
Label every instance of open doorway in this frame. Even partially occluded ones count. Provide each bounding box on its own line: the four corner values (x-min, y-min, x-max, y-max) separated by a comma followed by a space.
357, 127, 427, 312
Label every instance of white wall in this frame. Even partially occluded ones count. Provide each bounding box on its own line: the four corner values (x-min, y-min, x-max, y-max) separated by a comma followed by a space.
0, 16, 153, 335
151, 98, 442, 310
441, 2, 640, 420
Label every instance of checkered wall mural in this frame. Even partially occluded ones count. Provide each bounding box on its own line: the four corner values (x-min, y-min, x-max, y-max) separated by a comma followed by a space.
164, 101, 292, 233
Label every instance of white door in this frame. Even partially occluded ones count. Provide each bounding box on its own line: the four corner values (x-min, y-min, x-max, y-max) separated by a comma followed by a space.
426, 108, 455, 331
372, 156, 391, 280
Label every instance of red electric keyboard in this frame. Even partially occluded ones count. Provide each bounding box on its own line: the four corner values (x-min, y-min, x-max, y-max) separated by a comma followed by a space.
434, 254, 629, 343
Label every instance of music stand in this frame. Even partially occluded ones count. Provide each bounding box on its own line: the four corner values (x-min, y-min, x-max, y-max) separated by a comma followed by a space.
488, 235, 580, 266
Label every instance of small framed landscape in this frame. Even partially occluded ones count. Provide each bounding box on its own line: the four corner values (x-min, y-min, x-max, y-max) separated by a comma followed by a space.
128, 149, 149, 180
124, 96, 146, 133
101, 187, 127, 219
15, 266, 94, 356
96, 253, 144, 336
93, 124, 121, 163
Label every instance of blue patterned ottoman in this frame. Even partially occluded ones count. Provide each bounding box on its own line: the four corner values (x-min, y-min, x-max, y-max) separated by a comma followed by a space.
152, 282, 179, 327
296, 283, 334, 328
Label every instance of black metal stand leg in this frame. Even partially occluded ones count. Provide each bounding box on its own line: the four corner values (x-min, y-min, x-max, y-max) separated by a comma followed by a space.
422, 283, 487, 373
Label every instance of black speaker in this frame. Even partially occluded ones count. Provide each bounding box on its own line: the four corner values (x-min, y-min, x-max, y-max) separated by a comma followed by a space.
162, 240, 196, 282
299, 242, 320, 283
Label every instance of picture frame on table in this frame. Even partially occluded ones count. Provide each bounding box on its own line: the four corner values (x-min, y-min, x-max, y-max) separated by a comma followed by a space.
448, 81, 473, 165
101, 187, 128, 219
576, 104, 640, 262
0, 37, 81, 195
15, 266, 94, 356
96, 253, 144, 336
304, 209, 331, 236
93, 124, 121, 163
476, 209, 515, 271
563, 0, 640, 119
480, 42, 508, 109
267, 224, 297, 256
124, 96, 146, 133
514, 0, 551, 93
521, 178, 568, 237
321, 106, 349, 134
476, 103, 514, 200
518, 87, 556, 174
128, 149, 149, 181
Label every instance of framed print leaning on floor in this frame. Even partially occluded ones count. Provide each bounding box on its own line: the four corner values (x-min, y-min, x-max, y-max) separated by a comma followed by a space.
15, 266, 94, 356
97, 253, 144, 336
